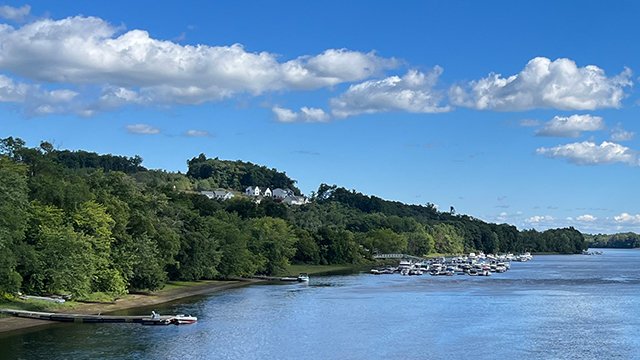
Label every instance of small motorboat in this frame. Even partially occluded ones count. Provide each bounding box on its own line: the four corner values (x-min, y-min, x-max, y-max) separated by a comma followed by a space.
297, 273, 310, 282
171, 314, 198, 325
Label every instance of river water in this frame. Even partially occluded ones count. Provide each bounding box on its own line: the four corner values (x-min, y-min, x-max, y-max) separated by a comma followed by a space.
2, 249, 639, 359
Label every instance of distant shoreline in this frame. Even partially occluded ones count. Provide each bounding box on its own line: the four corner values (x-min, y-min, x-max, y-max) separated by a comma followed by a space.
0, 279, 261, 336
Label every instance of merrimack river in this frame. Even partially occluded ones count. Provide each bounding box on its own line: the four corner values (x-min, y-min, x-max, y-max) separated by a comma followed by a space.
2, 249, 639, 359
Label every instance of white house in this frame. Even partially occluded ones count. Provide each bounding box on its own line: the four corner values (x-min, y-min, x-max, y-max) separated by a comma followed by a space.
245, 186, 261, 197
262, 187, 272, 197
200, 191, 215, 199
272, 188, 293, 200
213, 189, 234, 200
283, 195, 308, 206
201, 190, 234, 201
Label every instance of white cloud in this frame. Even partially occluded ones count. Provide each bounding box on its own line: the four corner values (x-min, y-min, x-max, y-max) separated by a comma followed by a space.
496, 212, 509, 222
0, 74, 82, 115
0, 5, 30, 22
537, 141, 639, 166
610, 123, 634, 142
613, 213, 640, 224
272, 106, 298, 123
330, 68, 450, 118
185, 129, 212, 137
451, 57, 632, 111
525, 215, 554, 224
126, 124, 160, 135
576, 214, 597, 222
272, 106, 329, 123
0, 16, 397, 111
536, 114, 604, 137
0, 74, 28, 102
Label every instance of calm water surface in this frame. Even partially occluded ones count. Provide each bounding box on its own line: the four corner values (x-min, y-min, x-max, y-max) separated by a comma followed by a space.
2, 249, 640, 359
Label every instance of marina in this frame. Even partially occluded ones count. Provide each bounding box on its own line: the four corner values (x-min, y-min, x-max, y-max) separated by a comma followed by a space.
370, 252, 532, 276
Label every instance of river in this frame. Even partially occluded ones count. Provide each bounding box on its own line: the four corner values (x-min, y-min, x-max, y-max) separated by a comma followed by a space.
2, 249, 639, 359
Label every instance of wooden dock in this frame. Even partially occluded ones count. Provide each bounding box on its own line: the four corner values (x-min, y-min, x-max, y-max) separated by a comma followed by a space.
0, 309, 176, 326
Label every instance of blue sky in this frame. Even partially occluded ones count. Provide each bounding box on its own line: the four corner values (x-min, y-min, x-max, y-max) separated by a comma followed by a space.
1, 0, 640, 233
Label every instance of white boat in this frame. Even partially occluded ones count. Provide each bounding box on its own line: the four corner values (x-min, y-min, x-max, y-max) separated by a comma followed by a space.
297, 273, 310, 282
171, 314, 198, 325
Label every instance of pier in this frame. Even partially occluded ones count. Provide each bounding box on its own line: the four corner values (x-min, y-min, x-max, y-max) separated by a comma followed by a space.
0, 309, 190, 326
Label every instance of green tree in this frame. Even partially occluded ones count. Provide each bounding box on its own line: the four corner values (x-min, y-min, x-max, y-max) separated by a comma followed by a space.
248, 217, 297, 275
363, 228, 407, 254
0, 158, 29, 293
73, 201, 126, 295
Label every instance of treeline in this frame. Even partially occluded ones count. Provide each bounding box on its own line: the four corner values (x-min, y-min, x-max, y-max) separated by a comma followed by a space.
585, 233, 640, 248
313, 185, 585, 255
0, 137, 586, 298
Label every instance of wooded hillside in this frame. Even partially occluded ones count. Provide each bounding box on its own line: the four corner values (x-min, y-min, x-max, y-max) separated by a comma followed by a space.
0, 137, 586, 298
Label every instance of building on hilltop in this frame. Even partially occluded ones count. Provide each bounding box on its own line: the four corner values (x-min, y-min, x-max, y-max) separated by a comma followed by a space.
283, 195, 309, 206
272, 188, 294, 200
245, 186, 261, 197
200, 189, 235, 201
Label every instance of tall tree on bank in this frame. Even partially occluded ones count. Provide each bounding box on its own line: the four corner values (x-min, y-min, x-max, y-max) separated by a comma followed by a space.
0, 157, 29, 293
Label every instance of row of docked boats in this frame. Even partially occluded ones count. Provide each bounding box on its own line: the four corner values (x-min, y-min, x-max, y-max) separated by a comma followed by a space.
370, 252, 533, 277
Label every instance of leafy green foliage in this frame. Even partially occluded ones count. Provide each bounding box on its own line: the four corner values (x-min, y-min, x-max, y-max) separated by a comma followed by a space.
585, 232, 640, 248
187, 153, 300, 193
0, 137, 587, 298
0, 158, 29, 293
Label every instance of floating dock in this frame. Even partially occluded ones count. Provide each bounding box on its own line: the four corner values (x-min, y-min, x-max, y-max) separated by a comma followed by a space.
0, 309, 183, 326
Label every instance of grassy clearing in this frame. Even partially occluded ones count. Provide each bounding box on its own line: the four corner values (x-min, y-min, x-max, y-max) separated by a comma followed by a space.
0, 294, 78, 313
159, 280, 217, 293
75, 292, 119, 304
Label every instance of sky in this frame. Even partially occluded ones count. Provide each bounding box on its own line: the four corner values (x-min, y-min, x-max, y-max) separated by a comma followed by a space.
1, 0, 639, 234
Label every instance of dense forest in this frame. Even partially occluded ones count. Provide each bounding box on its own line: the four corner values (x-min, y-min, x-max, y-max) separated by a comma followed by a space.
0, 137, 586, 298
585, 233, 640, 248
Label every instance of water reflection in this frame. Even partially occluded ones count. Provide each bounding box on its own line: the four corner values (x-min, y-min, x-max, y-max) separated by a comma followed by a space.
2, 249, 640, 359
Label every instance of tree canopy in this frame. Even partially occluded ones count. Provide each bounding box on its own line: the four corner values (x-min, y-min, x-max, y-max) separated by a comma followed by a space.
0, 137, 587, 297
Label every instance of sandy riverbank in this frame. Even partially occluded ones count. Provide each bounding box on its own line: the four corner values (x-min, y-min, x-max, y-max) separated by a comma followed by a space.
0, 279, 260, 336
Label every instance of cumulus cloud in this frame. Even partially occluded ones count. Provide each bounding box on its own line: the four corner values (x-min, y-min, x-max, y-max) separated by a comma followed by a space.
610, 123, 635, 142
0, 74, 28, 102
536, 114, 604, 137
272, 106, 329, 123
613, 213, 640, 224
450, 57, 632, 111
0, 5, 30, 22
536, 141, 638, 166
525, 215, 554, 224
0, 74, 82, 115
185, 129, 212, 137
0, 15, 397, 114
126, 124, 160, 135
330, 68, 450, 118
496, 212, 509, 222
576, 214, 597, 222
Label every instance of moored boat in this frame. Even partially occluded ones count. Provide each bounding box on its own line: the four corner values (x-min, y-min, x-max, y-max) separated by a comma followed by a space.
171, 314, 198, 325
